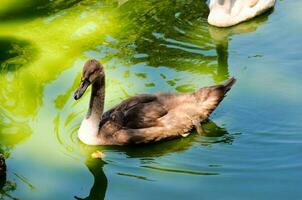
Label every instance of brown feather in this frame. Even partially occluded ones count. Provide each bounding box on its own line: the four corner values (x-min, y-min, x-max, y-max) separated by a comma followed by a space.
99, 94, 167, 129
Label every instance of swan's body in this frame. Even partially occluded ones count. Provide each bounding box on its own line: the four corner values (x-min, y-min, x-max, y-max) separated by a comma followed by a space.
208, 0, 275, 27
74, 59, 236, 146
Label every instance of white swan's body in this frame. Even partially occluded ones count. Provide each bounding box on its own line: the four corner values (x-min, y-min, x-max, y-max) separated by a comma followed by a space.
208, 0, 275, 27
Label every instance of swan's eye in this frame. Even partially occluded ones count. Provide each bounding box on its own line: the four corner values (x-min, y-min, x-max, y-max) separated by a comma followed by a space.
89, 68, 99, 76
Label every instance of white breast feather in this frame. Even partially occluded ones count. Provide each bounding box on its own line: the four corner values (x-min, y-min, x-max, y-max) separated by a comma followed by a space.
78, 118, 101, 145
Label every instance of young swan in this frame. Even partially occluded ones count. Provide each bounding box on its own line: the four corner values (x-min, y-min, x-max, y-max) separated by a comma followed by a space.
74, 59, 236, 145
208, 0, 275, 27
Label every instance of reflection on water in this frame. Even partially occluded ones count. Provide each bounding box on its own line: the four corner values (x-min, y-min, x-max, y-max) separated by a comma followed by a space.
74, 120, 230, 199
75, 159, 107, 200
88, 0, 224, 83
208, 12, 271, 82
0, 37, 36, 73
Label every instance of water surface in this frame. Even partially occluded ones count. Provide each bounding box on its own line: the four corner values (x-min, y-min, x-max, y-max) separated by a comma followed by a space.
0, 0, 301, 199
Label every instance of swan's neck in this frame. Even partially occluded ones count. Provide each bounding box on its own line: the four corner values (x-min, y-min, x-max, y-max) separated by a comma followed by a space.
87, 76, 105, 119
78, 76, 105, 145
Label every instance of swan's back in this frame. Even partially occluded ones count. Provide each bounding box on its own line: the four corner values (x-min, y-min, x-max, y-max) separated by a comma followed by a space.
99, 78, 236, 145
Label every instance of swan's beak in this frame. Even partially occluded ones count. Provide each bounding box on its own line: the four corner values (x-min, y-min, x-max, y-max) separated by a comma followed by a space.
74, 79, 90, 100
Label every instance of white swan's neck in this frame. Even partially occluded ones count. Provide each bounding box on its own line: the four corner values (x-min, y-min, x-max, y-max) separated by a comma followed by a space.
78, 76, 105, 145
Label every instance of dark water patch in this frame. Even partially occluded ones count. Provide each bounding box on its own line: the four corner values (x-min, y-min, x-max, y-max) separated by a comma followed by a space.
0, 179, 17, 200
0, 154, 5, 180
0, 0, 82, 21
0, 37, 36, 73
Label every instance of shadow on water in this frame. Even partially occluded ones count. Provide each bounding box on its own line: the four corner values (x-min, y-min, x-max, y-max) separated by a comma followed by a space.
74, 120, 230, 200
0, 37, 36, 73
110, 119, 233, 158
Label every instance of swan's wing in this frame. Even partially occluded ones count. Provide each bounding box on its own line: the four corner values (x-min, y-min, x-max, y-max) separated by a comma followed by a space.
123, 99, 168, 128
100, 94, 168, 129
100, 94, 156, 123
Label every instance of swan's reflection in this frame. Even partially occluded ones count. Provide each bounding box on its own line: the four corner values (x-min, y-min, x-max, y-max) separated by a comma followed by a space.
209, 10, 272, 83
76, 119, 231, 200
74, 159, 107, 200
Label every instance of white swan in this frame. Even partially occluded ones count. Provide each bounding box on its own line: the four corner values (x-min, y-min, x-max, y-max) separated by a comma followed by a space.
208, 0, 275, 27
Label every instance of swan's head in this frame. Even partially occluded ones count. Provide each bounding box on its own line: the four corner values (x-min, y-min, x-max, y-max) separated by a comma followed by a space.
73, 59, 104, 100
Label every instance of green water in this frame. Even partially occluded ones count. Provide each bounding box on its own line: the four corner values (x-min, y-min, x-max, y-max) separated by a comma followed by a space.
0, 0, 301, 199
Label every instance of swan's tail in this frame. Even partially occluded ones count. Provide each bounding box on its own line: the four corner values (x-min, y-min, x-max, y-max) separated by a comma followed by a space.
221, 77, 236, 93
195, 77, 236, 118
